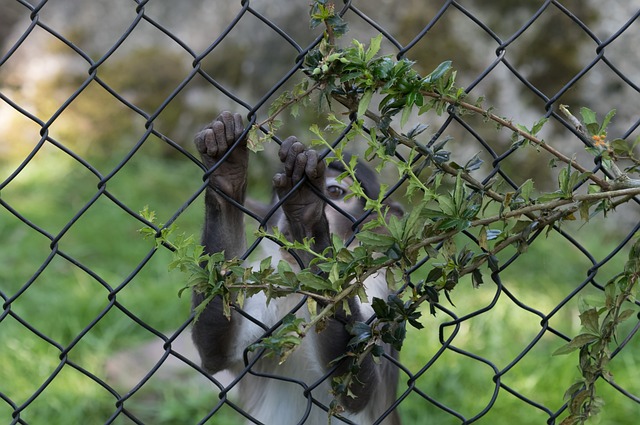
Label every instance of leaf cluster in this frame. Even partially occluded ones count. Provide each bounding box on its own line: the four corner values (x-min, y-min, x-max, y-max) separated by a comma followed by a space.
310, 0, 348, 39
147, 6, 640, 419
305, 33, 460, 133
562, 106, 640, 179
553, 239, 640, 425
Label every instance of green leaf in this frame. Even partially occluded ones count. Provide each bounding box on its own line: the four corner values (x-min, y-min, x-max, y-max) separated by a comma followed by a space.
277, 260, 298, 287
580, 107, 597, 126
400, 104, 412, 128
365, 34, 382, 62
537, 191, 565, 203
453, 172, 465, 211
193, 293, 216, 320
355, 230, 396, 250
386, 214, 405, 242
335, 247, 354, 263
385, 267, 397, 289
425, 267, 443, 283
260, 256, 273, 272
385, 242, 403, 261
478, 226, 488, 250
471, 269, 483, 288
569, 388, 590, 413
586, 122, 600, 135
436, 217, 470, 231
558, 166, 570, 193
402, 201, 428, 238
423, 61, 452, 85
464, 153, 483, 172
610, 138, 629, 155
347, 321, 372, 345
563, 381, 586, 402
531, 117, 548, 136
372, 297, 391, 319
519, 179, 534, 202
569, 333, 600, 348
618, 308, 635, 323
579, 200, 591, 222
358, 89, 374, 118
579, 308, 600, 334
599, 109, 616, 134
435, 195, 455, 216
487, 255, 499, 273
406, 123, 429, 139
298, 270, 332, 291
553, 333, 600, 356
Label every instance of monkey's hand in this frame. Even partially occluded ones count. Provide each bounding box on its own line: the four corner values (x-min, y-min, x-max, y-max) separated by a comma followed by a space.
274, 137, 327, 226
194, 111, 247, 200
273, 138, 331, 260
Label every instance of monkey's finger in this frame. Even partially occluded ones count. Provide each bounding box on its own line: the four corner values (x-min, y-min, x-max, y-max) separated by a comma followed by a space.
279, 136, 298, 162
304, 150, 325, 181
272, 173, 290, 191
291, 152, 307, 183
283, 141, 305, 176
217, 111, 235, 143
232, 113, 244, 142
210, 121, 227, 156
194, 129, 209, 153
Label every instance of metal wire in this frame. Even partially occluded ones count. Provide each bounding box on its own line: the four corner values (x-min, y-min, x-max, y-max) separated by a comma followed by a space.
1, 1, 639, 424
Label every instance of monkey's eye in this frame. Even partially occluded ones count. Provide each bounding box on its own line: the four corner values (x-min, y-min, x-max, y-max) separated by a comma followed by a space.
326, 185, 346, 199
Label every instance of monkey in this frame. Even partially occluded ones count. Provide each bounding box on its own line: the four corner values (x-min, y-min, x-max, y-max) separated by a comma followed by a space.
191, 111, 402, 425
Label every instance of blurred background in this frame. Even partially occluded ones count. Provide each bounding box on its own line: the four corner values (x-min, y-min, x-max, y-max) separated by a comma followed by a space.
1, 1, 639, 424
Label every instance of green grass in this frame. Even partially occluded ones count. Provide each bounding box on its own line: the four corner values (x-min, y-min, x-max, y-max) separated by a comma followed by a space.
1, 149, 638, 424
398, 226, 640, 424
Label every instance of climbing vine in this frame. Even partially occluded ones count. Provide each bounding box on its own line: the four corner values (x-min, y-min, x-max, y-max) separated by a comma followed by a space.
141, 1, 640, 422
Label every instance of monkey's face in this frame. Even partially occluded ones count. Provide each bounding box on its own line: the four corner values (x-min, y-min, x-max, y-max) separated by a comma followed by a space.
323, 167, 405, 243
324, 168, 366, 242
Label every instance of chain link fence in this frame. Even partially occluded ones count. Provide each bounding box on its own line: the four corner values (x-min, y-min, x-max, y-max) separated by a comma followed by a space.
1, 1, 639, 424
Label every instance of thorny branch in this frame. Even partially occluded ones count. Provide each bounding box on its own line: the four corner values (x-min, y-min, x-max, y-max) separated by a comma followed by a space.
165, 4, 640, 420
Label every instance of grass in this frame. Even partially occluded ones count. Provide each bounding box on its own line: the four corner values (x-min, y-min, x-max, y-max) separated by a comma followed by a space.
1, 148, 638, 424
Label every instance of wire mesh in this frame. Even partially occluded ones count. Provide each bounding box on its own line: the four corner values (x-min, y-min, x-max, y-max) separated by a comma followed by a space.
1, 1, 639, 424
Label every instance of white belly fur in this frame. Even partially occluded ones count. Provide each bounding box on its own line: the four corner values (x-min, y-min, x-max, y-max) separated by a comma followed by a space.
226, 245, 391, 424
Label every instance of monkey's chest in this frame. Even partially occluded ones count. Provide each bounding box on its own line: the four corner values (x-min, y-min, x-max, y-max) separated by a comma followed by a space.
238, 294, 337, 424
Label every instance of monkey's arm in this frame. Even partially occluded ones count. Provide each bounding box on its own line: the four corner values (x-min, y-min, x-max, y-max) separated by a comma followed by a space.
196, 112, 247, 258
275, 141, 396, 414
191, 111, 248, 373
273, 137, 331, 266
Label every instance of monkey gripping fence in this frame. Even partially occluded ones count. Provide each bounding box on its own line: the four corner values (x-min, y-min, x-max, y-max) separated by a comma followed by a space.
1, 1, 640, 424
